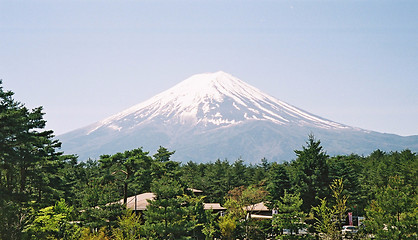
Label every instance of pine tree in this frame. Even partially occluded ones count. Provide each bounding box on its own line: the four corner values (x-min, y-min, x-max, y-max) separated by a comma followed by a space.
266, 162, 291, 204
312, 179, 348, 240
99, 148, 152, 204
0, 80, 65, 239
151, 146, 179, 180
272, 191, 306, 239
291, 134, 330, 212
143, 176, 197, 239
365, 176, 417, 240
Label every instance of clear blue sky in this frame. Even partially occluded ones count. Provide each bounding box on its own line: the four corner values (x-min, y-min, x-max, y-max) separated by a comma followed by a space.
1, 0, 417, 136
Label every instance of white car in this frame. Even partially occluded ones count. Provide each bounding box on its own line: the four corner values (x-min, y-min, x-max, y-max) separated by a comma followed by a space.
342, 225, 358, 234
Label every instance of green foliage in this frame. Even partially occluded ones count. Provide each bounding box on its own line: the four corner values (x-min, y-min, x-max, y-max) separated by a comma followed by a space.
223, 197, 246, 221
225, 185, 267, 221
0, 199, 28, 240
272, 191, 306, 239
327, 154, 365, 215
152, 147, 178, 179
24, 199, 80, 240
218, 215, 237, 240
26, 206, 65, 239
201, 210, 219, 240
0, 80, 64, 206
365, 176, 417, 239
329, 178, 348, 228
99, 148, 153, 204
180, 161, 206, 190
71, 159, 124, 231
79, 227, 110, 240
312, 198, 339, 240
223, 184, 268, 239
183, 194, 211, 239
361, 150, 417, 198
291, 134, 330, 212
312, 178, 349, 240
203, 159, 235, 204
80, 204, 125, 233
0, 81, 67, 239
111, 209, 141, 240
266, 162, 291, 205
143, 176, 197, 239
226, 184, 268, 211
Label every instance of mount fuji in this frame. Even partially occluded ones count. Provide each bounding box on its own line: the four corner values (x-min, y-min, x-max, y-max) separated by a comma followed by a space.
59, 71, 418, 163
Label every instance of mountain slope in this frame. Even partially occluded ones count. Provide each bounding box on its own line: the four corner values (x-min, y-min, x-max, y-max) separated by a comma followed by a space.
59, 71, 418, 163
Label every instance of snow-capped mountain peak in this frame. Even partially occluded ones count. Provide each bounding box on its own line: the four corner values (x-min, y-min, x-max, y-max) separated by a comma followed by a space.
60, 71, 418, 163
88, 71, 348, 135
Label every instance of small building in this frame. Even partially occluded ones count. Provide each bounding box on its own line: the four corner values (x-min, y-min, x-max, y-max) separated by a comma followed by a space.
203, 203, 226, 213
116, 192, 156, 211
115, 191, 225, 214
245, 202, 273, 219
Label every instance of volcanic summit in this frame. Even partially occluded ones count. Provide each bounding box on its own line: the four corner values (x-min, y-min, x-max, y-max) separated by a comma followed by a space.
59, 71, 418, 163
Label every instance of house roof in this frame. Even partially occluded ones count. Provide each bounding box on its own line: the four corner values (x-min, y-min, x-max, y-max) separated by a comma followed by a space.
203, 203, 226, 211
115, 192, 225, 212
118, 192, 156, 211
244, 202, 270, 212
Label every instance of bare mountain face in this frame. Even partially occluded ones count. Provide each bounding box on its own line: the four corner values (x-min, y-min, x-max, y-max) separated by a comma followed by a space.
59, 72, 418, 163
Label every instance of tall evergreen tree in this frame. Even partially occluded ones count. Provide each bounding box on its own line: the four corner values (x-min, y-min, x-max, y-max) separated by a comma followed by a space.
99, 148, 152, 204
291, 134, 330, 212
0, 80, 65, 239
204, 159, 232, 204
266, 162, 291, 204
143, 176, 197, 239
328, 155, 365, 215
151, 146, 179, 180
180, 161, 206, 190
272, 191, 306, 239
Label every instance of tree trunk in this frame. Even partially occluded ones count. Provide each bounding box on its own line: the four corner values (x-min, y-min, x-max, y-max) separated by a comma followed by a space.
123, 182, 128, 204
19, 166, 26, 193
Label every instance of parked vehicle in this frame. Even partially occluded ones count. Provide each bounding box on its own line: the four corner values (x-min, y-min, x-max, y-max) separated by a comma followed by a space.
342, 225, 358, 235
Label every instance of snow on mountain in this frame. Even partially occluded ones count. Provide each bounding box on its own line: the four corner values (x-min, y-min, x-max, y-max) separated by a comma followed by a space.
59, 71, 418, 163
87, 71, 350, 135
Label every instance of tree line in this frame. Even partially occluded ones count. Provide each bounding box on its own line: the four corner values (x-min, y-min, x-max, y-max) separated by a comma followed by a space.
1, 81, 416, 239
